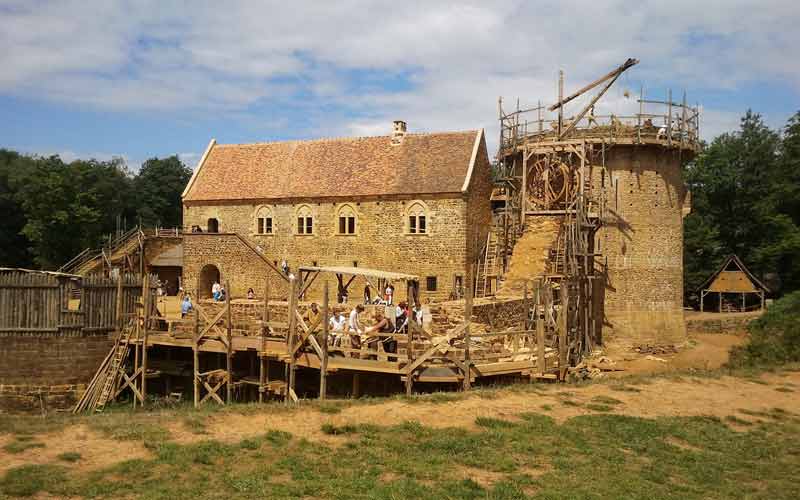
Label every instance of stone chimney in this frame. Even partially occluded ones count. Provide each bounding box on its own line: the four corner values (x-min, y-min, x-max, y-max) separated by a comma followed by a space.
391, 120, 407, 145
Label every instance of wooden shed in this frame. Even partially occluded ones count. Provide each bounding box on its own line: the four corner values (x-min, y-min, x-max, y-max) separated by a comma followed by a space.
697, 255, 769, 312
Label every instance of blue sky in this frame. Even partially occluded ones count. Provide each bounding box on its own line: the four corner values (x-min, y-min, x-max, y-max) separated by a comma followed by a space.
1, 0, 798, 170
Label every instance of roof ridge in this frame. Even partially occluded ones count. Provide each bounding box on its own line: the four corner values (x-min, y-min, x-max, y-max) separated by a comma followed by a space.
213, 130, 479, 148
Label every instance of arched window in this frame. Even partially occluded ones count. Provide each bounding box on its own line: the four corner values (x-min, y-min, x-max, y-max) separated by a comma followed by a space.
296, 205, 313, 235
407, 202, 428, 234
207, 218, 219, 233
337, 204, 357, 235
255, 206, 273, 235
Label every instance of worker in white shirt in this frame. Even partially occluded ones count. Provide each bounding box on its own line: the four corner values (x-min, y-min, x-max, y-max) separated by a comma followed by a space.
328, 307, 347, 346
348, 304, 365, 351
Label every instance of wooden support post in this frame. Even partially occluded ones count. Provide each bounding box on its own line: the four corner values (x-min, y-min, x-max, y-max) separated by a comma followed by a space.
537, 281, 545, 376
259, 276, 270, 403
115, 273, 124, 331
700, 290, 705, 312
558, 282, 568, 381
760, 291, 765, 311
225, 280, 232, 404
352, 373, 360, 398
320, 282, 329, 400
719, 292, 722, 313
193, 298, 200, 408
141, 274, 149, 407
286, 277, 297, 405
405, 320, 414, 397
523, 281, 529, 330
521, 150, 528, 228
741, 293, 745, 312
463, 265, 473, 391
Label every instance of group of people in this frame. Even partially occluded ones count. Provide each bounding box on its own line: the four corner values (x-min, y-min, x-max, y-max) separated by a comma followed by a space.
358, 283, 397, 306
302, 300, 423, 356
211, 281, 227, 302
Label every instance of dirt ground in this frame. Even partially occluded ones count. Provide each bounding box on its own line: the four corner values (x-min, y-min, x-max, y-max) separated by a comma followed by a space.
3, 362, 797, 476
2, 318, 784, 480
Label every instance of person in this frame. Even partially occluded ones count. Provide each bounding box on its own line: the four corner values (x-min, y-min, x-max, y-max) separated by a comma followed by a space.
384, 283, 394, 305
413, 304, 424, 325
247, 288, 255, 300
394, 301, 409, 333
328, 307, 347, 347
181, 294, 193, 318
218, 285, 226, 302
348, 304, 365, 351
212, 281, 221, 301
363, 284, 371, 305
281, 259, 289, 275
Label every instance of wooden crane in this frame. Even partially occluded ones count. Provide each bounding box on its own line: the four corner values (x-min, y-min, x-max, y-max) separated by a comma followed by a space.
550, 58, 639, 140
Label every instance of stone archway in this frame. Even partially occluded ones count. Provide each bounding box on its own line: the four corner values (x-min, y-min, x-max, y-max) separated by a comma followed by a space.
198, 264, 220, 299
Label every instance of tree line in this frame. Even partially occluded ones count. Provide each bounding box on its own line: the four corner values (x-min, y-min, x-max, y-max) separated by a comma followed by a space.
684, 110, 800, 301
0, 151, 191, 270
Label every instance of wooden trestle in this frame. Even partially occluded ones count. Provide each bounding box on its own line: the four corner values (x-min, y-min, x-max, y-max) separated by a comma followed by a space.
100, 269, 581, 408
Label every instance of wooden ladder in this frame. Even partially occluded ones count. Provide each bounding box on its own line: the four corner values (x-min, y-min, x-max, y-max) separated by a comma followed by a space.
95, 327, 133, 411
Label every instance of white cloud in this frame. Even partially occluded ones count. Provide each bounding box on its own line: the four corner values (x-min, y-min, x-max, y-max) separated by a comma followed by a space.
1, 0, 798, 154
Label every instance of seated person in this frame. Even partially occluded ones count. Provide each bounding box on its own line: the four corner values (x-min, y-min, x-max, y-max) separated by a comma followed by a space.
247, 287, 255, 300
329, 307, 347, 345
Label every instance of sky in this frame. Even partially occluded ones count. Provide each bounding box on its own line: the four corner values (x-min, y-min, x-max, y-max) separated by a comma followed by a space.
1, 0, 799, 170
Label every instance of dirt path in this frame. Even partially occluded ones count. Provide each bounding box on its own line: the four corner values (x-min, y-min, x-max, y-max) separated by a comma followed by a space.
2, 368, 798, 476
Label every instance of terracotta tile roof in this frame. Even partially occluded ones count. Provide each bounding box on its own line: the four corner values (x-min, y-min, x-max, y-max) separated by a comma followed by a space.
183, 130, 482, 202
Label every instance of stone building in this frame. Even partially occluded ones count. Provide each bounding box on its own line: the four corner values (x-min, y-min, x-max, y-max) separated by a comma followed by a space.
181, 121, 492, 301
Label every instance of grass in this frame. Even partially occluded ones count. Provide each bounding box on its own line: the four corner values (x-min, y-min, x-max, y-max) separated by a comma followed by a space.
2, 410, 798, 499
585, 403, 614, 412
2, 438, 45, 454
591, 395, 624, 405
56, 451, 82, 462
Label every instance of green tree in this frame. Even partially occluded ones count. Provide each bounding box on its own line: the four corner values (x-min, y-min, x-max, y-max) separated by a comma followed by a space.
134, 156, 192, 228
0, 150, 35, 266
684, 110, 800, 299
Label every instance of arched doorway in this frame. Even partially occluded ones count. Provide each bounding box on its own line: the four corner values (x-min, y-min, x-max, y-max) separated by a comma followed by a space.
207, 218, 219, 233
198, 264, 220, 299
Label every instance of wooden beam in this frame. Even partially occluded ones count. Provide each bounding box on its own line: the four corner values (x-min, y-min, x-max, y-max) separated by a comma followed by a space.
225, 280, 232, 404
320, 282, 329, 400
260, 275, 270, 403
549, 58, 638, 111
463, 265, 473, 391
287, 277, 298, 405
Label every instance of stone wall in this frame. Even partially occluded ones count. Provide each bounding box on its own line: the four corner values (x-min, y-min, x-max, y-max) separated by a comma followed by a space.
593, 145, 689, 345
183, 195, 473, 302
0, 332, 112, 413
182, 233, 291, 301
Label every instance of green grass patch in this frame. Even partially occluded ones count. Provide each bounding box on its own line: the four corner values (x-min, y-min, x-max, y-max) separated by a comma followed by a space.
591, 395, 624, 405
729, 291, 800, 368
321, 423, 359, 435
57, 451, 82, 462
2, 438, 45, 454
610, 384, 642, 393
585, 403, 614, 412
0, 464, 67, 497
725, 415, 754, 426
540, 404, 553, 411
89, 414, 171, 442
3, 410, 799, 499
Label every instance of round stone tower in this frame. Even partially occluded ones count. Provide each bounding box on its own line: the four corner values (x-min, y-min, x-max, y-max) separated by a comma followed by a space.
596, 144, 692, 346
